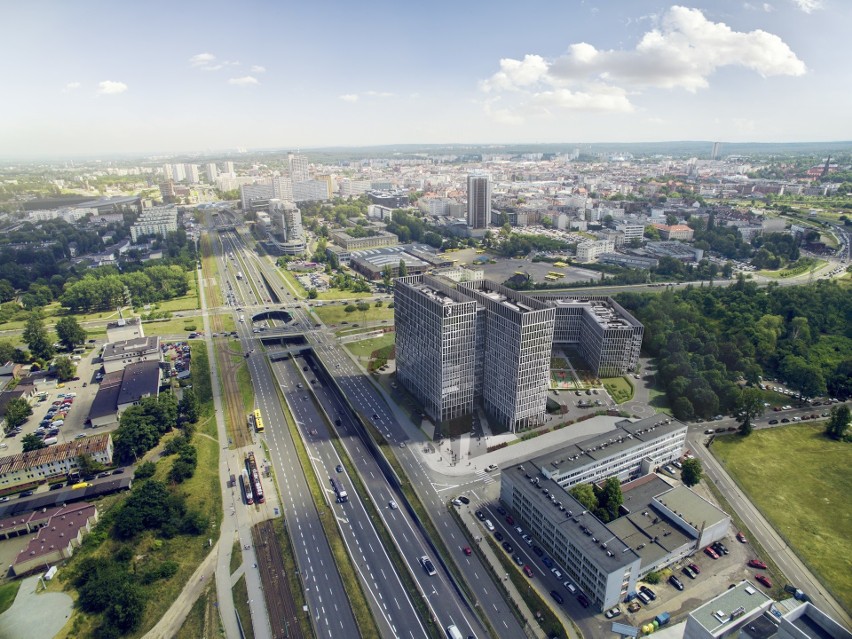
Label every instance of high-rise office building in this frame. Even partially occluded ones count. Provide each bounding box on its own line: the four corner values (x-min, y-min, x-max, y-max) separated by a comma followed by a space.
268, 199, 305, 254
288, 152, 310, 184
467, 173, 491, 229
711, 142, 721, 161
205, 163, 219, 183
395, 278, 643, 432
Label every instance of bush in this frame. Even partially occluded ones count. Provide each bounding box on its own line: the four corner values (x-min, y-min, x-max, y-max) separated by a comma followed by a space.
134, 461, 156, 479
645, 571, 662, 584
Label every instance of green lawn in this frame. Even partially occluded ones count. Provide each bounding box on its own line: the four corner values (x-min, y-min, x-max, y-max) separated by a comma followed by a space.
345, 334, 395, 359
712, 424, 852, 611
143, 318, 200, 336
314, 303, 394, 326
0, 580, 21, 615
602, 376, 634, 404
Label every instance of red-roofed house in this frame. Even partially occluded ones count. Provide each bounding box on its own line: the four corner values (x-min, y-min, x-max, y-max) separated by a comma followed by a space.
11, 502, 98, 575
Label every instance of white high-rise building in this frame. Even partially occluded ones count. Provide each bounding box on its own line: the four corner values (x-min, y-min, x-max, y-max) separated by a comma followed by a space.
184, 164, 199, 184
205, 163, 219, 183
288, 152, 310, 184
269, 199, 305, 254
467, 173, 491, 229
272, 175, 293, 201
224, 161, 235, 175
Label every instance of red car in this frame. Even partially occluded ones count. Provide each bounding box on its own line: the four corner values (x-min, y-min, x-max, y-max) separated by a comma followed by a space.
748, 559, 767, 569
705, 546, 719, 559
755, 574, 772, 588
506, 515, 514, 525
688, 563, 701, 574
523, 565, 534, 578
736, 531, 747, 543
463, 547, 472, 556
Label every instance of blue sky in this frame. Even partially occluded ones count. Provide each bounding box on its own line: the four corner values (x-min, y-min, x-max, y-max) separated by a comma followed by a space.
1, 0, 849, 157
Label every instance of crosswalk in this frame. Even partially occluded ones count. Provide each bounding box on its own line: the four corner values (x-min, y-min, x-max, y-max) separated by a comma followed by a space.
474, 469, 497, 485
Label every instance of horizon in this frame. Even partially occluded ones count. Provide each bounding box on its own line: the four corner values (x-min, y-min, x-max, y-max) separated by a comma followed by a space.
2, 1, 851, 157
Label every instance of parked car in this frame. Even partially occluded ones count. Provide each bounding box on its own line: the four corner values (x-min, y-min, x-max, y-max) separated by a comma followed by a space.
737, 531, 748, 543
713, 541, 729, 555
755, 574, 772, 588
494, 531, 504, 542
577, 594, 591, 608
550, 591, 564, 605
523, 565, 534, 578
512, 554, 523, 565
669, 575, 685, 591
542, 557, 554, 568
748, 559, 767, 569
688, 563, 701, 575
502, 541, 514, 554
682, 565, 697, 579
705, 546, 720, 559
640, 586, 657, 601
532, 545, 544, 557
605, 607, 621, 619
475, 510, 485, 521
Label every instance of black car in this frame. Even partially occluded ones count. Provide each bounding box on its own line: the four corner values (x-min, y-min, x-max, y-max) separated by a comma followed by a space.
713, 541, 729, 555
513, 554, 524, 566
768, 419, 779, 425
669, 575, 685, 591
494, 531, 504, 542
475, 510, 485, 521
532, 545, 544, 557
335, 465, 344, 473
550, 590, 565, 605
496, 506, 507, 516
49, 483, 64, 491
577, 594, 591, 608
640, 585, 657, 601
19, 491, 33, 498
458, 496, 470, 505
502, 541, 514, 554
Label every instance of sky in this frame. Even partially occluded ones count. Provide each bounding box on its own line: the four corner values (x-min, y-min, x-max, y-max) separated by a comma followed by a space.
1, 0, 850, 157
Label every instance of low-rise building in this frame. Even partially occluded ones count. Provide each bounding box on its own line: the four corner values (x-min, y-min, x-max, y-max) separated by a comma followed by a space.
576, 239, 615, 262
653, 224, 695, 241
0, 434, 113, 493
102, 336, 161, 374
89, 360, 161, 427
329, 228, 399, 250
11, 502, 99, 576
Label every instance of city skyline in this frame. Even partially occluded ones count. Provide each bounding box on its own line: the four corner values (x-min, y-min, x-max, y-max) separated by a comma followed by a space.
2, 1, 851, 157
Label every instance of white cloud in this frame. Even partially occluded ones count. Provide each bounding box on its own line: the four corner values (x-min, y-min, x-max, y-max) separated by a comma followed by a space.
249, 65, 266, 73
228, 76, 258, 86
98, 80, 128, 95
480, 5, 806, 122
339, 94, 359, 102
64, 82, 81, 92
791, 0, 822, 12
190, 52, 216, 67
364, 90, 394, 98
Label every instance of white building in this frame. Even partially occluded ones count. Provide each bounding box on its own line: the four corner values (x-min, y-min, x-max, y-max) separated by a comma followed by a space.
205, 163, 219, 183
576, 239, 615, 262
0, 434, 113, 492
130, 206, 178, 241
240, 182, 274, 211
184, 164, 200, 184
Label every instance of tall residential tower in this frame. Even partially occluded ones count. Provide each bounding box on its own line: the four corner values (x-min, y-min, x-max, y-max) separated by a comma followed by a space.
467, 173, 491, 229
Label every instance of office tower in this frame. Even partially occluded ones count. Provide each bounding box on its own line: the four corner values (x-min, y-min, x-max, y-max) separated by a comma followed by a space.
395, 275, 480, 429
288, 152, 310, 184
467, 173, 491, 229
268, 199, 305, 254
205, 163, 219, 183
711, 142, 721, 161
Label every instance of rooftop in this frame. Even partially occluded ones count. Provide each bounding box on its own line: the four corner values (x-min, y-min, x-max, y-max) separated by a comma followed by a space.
690, 580, 773, 634
0, 434, 111, 475
116, 360, 160, 406
102, 335, 160, 360
89, 370, 123, 419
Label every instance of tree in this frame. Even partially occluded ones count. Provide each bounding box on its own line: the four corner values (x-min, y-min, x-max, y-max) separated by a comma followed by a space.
681, 458, 703, 487
0, 341, 15, 364
825, 405, 850, 441
55, 316, 88, 350
398, 259, 407, 277
598, 477, 624, 520
736, 387, 764, 436
4, 397, 33, 432
54, 356, 76, 381
569, 483, 597, 512
76, 454, 104, 478
178, 388, 200, 424
307, 288, 318, 299
22, 310, 54, 360
382, 265, 393, 289
22, 433, 46, 452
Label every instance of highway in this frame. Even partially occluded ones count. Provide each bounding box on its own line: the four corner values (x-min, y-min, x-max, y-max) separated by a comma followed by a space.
212, 228, 361, 638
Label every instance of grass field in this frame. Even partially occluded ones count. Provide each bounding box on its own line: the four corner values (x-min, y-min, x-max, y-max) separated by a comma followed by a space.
345, 334, 395, 360
142, 317, 200, 336
314, 303, 394, 326
232, 575, 255, 639
175, 582, 224, 639
0, 580, 21, 615
712, 424, 852, 611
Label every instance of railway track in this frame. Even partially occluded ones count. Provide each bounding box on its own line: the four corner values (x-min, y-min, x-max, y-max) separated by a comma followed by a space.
252, 520, 304, 639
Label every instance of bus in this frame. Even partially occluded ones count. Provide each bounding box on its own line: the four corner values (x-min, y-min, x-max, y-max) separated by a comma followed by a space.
475, 249, 485, 254
544, 274, 560, 281
253, 409, 264, 433
553, 261, 568, 268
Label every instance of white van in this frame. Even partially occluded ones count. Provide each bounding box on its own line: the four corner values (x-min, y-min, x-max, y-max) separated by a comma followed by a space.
484, 519, 495, 532
446, 625, 463, 639
563, 581, 577, 594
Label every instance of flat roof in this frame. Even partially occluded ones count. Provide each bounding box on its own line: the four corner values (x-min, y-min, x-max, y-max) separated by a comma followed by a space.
690, 580, 773, 634
117, 360, 160, 406
654, 485, 729, 531
102, 336, 159, 360
504, 463, 640, 574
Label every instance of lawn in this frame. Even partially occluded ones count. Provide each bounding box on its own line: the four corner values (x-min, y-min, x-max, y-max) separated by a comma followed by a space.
712, 424, 852, 611
143, 317, 200, 337
314, 303, 394, 326
0, 580, 21, 615
345, 334, 395, 359
602, 376, 634, 404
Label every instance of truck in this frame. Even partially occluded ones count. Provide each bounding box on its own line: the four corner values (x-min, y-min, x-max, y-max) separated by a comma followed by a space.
655, 612, 671, 627
43, 437, 58, 446
330, 477, 348, 502
239, 314, 245, 323
236, 271, 243, 280
445, 624, 463, 639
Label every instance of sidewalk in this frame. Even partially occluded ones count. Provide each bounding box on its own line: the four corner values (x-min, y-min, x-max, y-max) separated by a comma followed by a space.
456, 507, 581, 639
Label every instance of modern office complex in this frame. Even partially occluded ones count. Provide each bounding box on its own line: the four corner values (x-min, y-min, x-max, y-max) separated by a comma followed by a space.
395, 277, 644, 431
269, 199, 306, 254
499, 416, 729, 610
396, 276, 555, 432
467, 173, 491, 229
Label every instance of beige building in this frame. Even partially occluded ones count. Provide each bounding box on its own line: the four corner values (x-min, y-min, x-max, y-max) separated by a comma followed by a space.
11, 502, 99, 575
0, 435, 113, 492
102, 336, 161, 374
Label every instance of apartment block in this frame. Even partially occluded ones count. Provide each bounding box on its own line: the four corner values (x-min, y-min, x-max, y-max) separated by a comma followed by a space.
576, 239, 615, 262
130, 205, 178, 241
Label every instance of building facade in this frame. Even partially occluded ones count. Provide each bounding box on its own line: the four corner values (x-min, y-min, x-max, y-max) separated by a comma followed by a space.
467, 173, 491, 230
0, 435, 113, 492
130, 206, 178, 241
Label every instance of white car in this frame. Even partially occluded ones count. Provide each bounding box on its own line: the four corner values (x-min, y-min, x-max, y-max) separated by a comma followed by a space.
388, 500, 397, 510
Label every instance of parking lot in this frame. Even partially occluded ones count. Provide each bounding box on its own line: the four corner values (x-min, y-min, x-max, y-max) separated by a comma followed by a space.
1, 343, 108, 458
